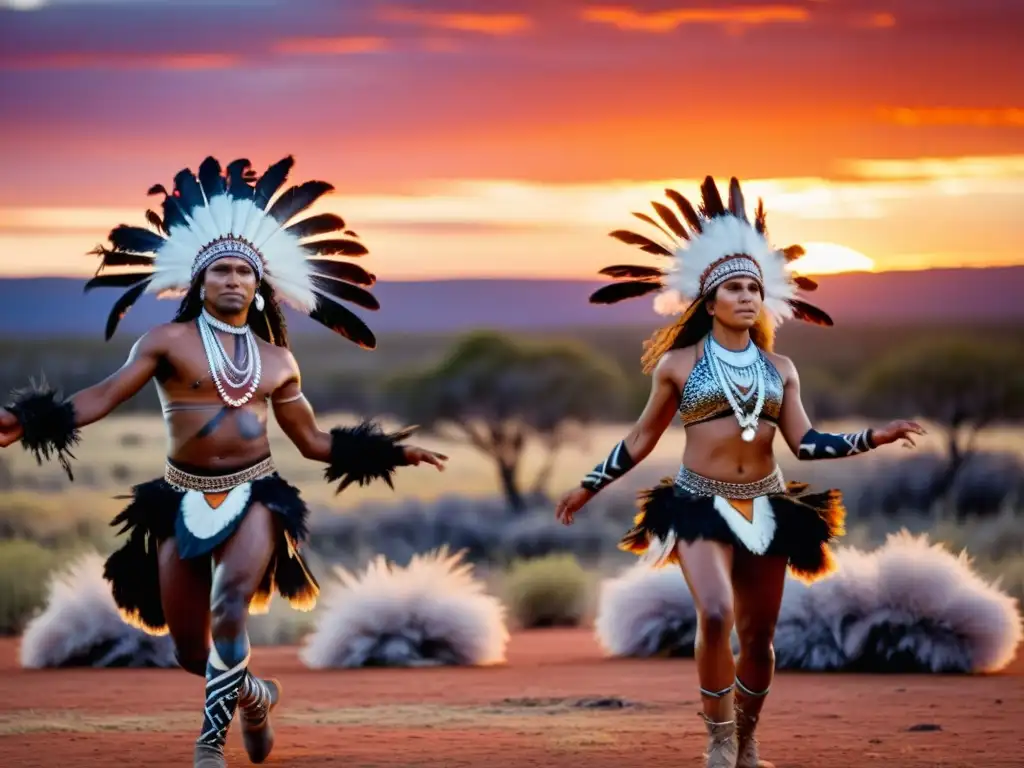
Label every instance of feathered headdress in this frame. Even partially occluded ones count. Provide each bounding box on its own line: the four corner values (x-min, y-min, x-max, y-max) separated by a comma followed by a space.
86, 155, 381, 347
589, 176, 832, 329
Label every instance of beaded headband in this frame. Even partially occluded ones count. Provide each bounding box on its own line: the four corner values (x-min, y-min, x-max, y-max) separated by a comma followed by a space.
191, 236, 265, 282
699, 254, 763, 296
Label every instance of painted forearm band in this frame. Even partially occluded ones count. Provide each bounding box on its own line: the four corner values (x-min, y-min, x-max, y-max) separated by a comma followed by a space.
798, 428, 875, 460
581, 440, 636, 492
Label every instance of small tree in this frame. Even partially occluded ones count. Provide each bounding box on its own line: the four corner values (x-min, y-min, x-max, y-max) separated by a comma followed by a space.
386, 331, 631, 512
859, 339, 1024, 504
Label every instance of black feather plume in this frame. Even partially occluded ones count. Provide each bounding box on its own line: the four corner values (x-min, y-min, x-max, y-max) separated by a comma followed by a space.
598, 264, 665, 280
226, 159, 255, 201
699, 176, 726, 218
783, 245, 805, 262
754, 199, 768, 235
267, 181, 334, 224
84, 272, 153, 292
90, 247, 155, 269
665, 189, 703, 233
309, 297, 377, 348
172, 168, 205, 216
253, 156, 295, 210
286, 213, 346, 239
787, 299, 833, 327
793, 275, 818, 291
311, 278, 380, 311
108, 225, 165, 254
104, 280, 151, 340
324, 421, 415, 493
301, 238, 369, 257
589, 281, 663, 305
651, 201, 687, 239
145, 209, 165, 233
728, 177, 747, 221
631, 212, 677, 243
609, 230, 672, 256
198, 156, 226, 201
309, 259, 375, 286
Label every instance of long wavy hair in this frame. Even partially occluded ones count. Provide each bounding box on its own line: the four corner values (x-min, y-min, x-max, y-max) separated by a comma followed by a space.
640, 287, 776, 374
172, 270, 291, 348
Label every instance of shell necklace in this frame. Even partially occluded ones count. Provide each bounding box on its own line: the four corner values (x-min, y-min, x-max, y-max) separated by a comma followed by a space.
197, 308, 262, 408
705, 334, 765, 443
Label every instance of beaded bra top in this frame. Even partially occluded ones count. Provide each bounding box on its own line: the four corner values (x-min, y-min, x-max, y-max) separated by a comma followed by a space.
678, 345, 784, 427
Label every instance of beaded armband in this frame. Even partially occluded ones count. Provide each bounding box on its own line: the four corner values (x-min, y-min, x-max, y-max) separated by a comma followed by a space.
797, 428, 875, 460
581, 439, 636, 493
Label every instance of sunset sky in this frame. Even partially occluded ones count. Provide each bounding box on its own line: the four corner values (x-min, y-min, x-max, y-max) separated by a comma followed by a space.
0, 0, 1021, 280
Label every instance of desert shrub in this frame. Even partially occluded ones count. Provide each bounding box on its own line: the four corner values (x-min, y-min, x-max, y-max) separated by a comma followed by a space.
501, 553, 594, 629
0, 539, 61, 635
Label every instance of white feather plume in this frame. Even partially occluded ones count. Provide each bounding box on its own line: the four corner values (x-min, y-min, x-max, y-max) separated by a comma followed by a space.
593, 531, 1022, 674
656, 215, 796, 326
146, 192, 317, 314
300, 547, 510, 669
19, 552, 178, 669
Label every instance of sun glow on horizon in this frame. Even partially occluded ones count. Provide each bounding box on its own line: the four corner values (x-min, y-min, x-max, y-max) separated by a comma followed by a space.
789, 242, 875, 275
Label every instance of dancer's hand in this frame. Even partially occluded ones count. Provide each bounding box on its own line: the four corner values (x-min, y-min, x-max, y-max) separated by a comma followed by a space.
555, 486, 595, 526
0, 409, 22, 448
403, 445, 449, 471
872, 420, 927, 450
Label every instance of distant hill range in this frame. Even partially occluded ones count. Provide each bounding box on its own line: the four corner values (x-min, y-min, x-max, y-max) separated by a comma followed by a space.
0, 267, 1020, 337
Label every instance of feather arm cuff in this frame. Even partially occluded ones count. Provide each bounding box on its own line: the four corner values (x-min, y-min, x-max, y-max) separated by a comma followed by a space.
5, 379, 81, 481
324, 420, 414, 493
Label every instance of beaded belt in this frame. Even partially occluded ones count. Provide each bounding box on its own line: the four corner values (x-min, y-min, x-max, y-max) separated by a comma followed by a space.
673, 465, 786, 499
164, 456, 276, 493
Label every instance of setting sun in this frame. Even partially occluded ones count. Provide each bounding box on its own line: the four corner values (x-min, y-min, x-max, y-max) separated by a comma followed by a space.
788, 242, 876, 275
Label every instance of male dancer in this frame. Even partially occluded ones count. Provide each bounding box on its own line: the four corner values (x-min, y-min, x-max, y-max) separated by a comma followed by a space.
0, 155, 447, 767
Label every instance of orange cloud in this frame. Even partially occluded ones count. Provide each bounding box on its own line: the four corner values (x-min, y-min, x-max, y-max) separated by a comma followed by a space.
380, 6, 532, 35
0, 52, 241, 71
272, 36, 389, 56
581, 4, 809, 32
878, 107, 1024, 128
863, 12, 896, 29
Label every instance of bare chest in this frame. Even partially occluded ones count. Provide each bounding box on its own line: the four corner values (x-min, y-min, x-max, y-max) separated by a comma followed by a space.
158, 334, 288, 403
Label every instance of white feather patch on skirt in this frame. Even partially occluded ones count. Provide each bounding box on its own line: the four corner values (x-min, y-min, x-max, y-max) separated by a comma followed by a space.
181, 484, 252, 541
639, 495, 778, 565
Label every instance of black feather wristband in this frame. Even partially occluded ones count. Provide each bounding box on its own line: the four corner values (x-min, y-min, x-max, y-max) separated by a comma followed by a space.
5, 379, 81, 481
324, 420, 414, 493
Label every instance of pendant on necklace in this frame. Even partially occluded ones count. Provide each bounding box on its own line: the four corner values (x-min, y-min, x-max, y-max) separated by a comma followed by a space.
741, 426, 756, 442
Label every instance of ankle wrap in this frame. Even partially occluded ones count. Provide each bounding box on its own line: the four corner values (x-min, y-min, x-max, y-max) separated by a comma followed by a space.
735, 677, 770, 697
700, 683, 735, 699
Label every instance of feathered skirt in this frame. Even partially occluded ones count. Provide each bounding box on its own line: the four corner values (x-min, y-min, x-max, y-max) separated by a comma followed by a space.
619, 466, 846, 584
102, 455, 319, 636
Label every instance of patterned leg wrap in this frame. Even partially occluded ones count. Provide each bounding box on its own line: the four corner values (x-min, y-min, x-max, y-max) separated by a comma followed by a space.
196, 643, 249, 755
238, 671, 281, 764
735, 678, 773, 768
239, 673, 274, 723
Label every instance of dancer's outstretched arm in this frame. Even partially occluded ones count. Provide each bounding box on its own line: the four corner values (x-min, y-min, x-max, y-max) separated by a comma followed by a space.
270, 351, 446, 493
555, 349, 688, 525
773, 354, 925, 460
0, 327, 167, 477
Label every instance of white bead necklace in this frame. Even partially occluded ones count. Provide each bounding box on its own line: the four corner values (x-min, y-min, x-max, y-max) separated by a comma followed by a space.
705, 334, 766, 442
198, 309, 262, 408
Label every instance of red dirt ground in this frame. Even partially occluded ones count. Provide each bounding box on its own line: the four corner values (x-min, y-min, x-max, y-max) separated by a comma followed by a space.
0, 630, 1020, 767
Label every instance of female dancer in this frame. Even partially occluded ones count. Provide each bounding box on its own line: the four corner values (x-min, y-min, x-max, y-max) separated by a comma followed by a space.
555, 177, 923, 768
